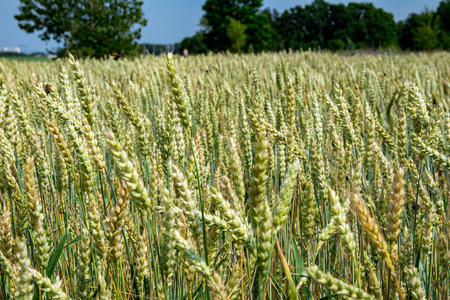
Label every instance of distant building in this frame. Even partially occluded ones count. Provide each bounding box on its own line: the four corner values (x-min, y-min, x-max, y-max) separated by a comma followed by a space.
0, 46, 21, 53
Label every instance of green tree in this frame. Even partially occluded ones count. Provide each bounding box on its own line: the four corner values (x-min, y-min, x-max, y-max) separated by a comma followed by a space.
437, 0, 450, 32
271, 0, 329, 50
437, 0, 450, 49
399, 9, 443, 50
226, 18, 246, 52
346, 3, 397, 48
272, 1, 396, 51
261, 8, 280, 51
15, 0, 147, 57
272, 7, 305, 50
398, 13, 421, 50
325, 3, 352, 49
180, 32, 209, 55
410, 9, 441, 50
201, 0, 270, 52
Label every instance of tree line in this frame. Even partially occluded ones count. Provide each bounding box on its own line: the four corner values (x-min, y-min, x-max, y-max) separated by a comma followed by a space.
181, 0, 450, 54
14, 0, 450, 57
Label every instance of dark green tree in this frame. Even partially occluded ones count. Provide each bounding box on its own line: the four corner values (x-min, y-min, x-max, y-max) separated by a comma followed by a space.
15, 0, 147, 57
201, 0, 271, 52
272, 7, 305, 50
412, 9, 441, 50
180, 32, 209, 55
271, 1, 396, 51
273, 0, 329, 50
437, 0, 450, 32
346, 3, 397, 48
398, 9, 442, 50
397, 14, 421, 50
325, 3, 352, 50
261, 8, 280, 51
300, 0, 329, 49
437, 0, 450, 49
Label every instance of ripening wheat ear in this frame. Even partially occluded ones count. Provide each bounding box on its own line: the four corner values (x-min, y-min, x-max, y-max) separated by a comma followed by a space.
24, 157, 50, 272
76, 228, 92, 299
245, 130, 273, 276
228, 137, 246, 203
407, 83, 429, 134
306, 266, 374, 300
82, 117, 105, 171
173, 229, 211, 279
273, 159, 300, 233
68, 52, 96, 127
208, 272, 227, 300
85, 192, 108, 264
106, 181, 129, 265
386, 168, 405, 245
0, 248, 14, 287
166, 52, 191, 131
405, 267, 426, 300
171, 163, 202, 235
0, 80, 8, 128
352, 192, 404, 300
14, 242, 34, 300
28, 267, 70, 300
328, 187, 357, 262
105, 131, 152, 212
210, 187, 253, 248
160, 188, 178, 277
300, 174, 318, 239
248, 132, 269, 226
0, 206, 14, 261
110, 81, 151, 159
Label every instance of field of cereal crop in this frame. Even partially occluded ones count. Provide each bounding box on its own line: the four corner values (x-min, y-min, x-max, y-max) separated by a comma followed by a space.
0, 51, 449, 299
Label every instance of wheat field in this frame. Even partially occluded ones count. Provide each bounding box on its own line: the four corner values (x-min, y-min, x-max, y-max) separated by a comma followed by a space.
0, 51, 449, 299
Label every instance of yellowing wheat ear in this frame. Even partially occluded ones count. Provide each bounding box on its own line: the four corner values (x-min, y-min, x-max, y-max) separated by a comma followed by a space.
352, 192, 404, 300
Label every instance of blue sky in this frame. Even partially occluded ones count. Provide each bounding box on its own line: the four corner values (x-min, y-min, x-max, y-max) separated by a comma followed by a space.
0, 0, 441, 53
